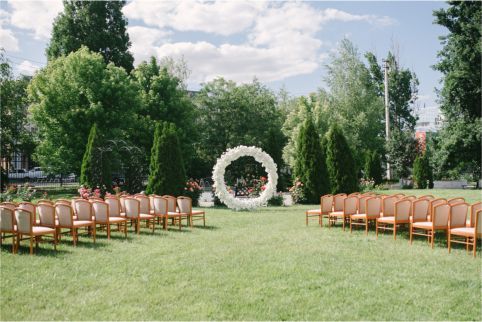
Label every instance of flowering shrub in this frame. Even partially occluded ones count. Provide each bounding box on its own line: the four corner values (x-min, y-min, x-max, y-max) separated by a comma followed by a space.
359, 178, 375, 192
289, 179, 306, 204
78, 185, 102, 199
268, 192, 284, 206
0, 184, 17, 202
16, 183, 38, 202
247, 176, 267, 197
183, 179, 203, 206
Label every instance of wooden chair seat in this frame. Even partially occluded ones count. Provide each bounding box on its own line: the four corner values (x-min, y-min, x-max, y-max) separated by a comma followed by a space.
71, 220, 95, 228
306, 209, 322, 215
377, 216, 395, 223
140, 213, 155, 219
328, 211, 344, 218
450, 227, 474, 237
31, 226, 56, 235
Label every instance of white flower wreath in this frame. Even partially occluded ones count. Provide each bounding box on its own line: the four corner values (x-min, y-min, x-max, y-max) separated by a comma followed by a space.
212, 145, 278, 210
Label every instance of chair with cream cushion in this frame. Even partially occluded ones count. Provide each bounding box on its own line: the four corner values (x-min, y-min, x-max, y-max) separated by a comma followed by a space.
163, 195, 183, 229
377, 199, 411, 240
411, 199, 430, 224
124, 198, 141, 234
152, 196, 169, 229
176, 196, 192, 229
0, 202, 17, 210
381, 196, 397, 218
448, 209, 482, 257
37, 199, 54, 206
306, 194, 333, 227
18, 202, 36, 226
37, 203, 57, 229
0, 206, 16, 253
411, 203, 450, 249
350, 197, 381, 235
427, 198, 447, 221
134, 195, 156, 233
92, 201, 127, 239
15, 208, 56, 255
446, 202, 469, 253
56, 203, 95, 246
329, 196, 357, 230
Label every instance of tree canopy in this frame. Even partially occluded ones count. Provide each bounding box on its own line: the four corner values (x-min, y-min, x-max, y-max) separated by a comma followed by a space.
28, 47, 140, 174
47, 0, 134, 72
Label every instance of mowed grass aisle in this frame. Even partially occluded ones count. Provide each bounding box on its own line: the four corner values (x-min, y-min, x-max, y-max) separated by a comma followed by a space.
1, 204, 481, 320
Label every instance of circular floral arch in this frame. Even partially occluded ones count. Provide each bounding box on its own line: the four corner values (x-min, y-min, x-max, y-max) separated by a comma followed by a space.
212, 145, 278, 210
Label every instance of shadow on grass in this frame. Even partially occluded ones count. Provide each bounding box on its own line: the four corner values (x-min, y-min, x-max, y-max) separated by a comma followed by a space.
191, 225, 219, 231
1, 243, 71, 257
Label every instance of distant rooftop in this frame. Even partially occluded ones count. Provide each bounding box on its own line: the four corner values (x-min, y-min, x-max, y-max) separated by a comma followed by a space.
415, 105, 443, 132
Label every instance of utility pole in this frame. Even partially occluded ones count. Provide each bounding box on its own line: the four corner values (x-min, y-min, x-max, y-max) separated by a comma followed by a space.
383, 59, 391, 180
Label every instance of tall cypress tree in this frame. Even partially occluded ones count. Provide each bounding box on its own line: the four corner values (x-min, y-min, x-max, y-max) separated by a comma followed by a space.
146, 122, 186, 196
47, 1, 134, 72
293, 116, 330, 203
80, 124, 111, 190
413, 152, 433, 189
326, 125, 358, 194
364, 150, 383, 185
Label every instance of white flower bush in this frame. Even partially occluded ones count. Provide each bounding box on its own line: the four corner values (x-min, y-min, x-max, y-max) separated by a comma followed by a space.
212, 145, 278, 210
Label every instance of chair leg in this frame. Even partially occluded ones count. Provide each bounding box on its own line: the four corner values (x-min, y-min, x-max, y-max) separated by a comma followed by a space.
393, 224, 397, 240
473, 237, 477, 257
365, 220, 368, 235
350, 218, 353, 233
53, 232, 57, 251
448, 232, 451, 253
376, 221, 379, 238
410, 225, 413, 244
73, 229, 77, 246
305, 213, 308, 226
203, 215, 206, 227
107, 224, 111, 240
431, 230, 434, 249
29, 236, 33, 255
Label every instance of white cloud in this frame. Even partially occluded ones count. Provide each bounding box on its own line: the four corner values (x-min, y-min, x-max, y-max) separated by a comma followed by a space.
9, 0, 63, 39
17, 60, 39, 75
0, 28, 19, 51
124, 1, 265, 36
124, 1, 396, 84
128, 26, 171, 63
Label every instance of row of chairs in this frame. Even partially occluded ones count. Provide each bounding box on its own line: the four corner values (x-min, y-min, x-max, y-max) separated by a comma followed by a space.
306, 192, 482, 257
0, 194, 205, 255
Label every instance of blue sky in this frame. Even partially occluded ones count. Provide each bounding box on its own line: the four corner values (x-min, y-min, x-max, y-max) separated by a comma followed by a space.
0, 1, 448, 109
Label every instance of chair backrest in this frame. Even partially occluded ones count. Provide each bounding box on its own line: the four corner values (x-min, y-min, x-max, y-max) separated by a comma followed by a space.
344, 196, 358, 215
382, 196, 397, 217
124, 198, 140, 219
56, 203, 73, 226
447, 197, 465, 206
475, 210, 482, 237
470, 202, 482, 227
365, 197, 381, 218
153, 196, 168, 215
401, 195, 417, 201
163, 195, 177, 212
55, 199, 71, 204
18, 202, 36, 225
321, 195, 333, 213
134, 195, 150, 214
393, 193, 405, 198
37, 199, 54, 205
0, 206, 15, 231
0, 202, 17, 210
348, 192, 360, 197
449, 202, 468, 229
433, 204, 450, 228
89, 197, 103, 202
149, 195, 156, 212
105, 197, 121, 217
177, 196, 192, 214
119, 196, 128, 213
333, 194, 347, 211
75, 199, 92, 221
358, 196, 370, 214
71, 198, 83, 214
430, 199, 447, 218
92, 201, 109, 222
419, 195, 435, 200
15, 208, 33, 234
412, 199, 430, 222
394, 199, 411, 221
37, 203, 56, 227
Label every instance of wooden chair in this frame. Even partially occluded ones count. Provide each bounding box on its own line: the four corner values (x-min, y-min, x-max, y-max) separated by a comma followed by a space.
448, 197, 465, 206
55, 199, 71, 205
328, 196, 357, 230
448, 209, 482, 257
152, 196, 169, 229
428, 198, 447, 221
92, 201, 127, 239
37, 203, 57, 229
15, 208, 57, 255
419, 195, 435, 200
305, 194, 333, 227
469, 202, 482, 227
333, 194, 347, 213
411, 203, 450, 248
447, 202, 469, 253
357, 196, 370, 216
105, 197, 123, 217
36, 199, 54, 205
134, 195, 156, 232
392, 193, 405, 198
377, 199, 412, 239
401, 195, 417, 201
119, 195, 128, 216
88, 197, 103, 202
411, 199, 430, 224
350, 197, 381, 235
18, 202, 36, 226
163, 195, 183, 229
177, 196, 194, 228
381, 196, 397, 217
0, 206, 16, 253
124, 198, 141, 234
56, 203, 95, 246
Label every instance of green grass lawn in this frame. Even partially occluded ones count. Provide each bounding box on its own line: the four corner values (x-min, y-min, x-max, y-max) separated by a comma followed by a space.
1, 193, 481, 320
